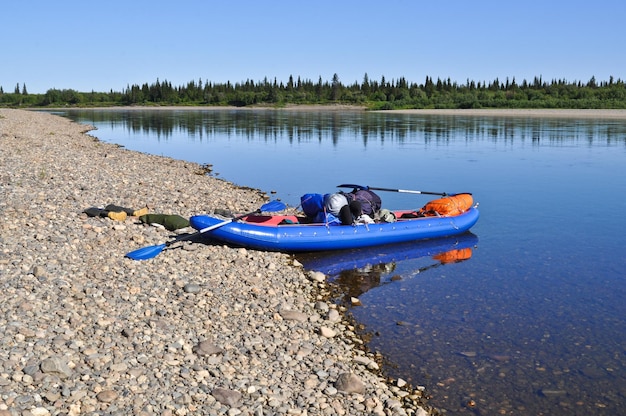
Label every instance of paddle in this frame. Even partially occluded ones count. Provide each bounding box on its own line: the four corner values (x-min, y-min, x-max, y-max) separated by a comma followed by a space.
337, 184, 468, 197
125, 200, 286, 260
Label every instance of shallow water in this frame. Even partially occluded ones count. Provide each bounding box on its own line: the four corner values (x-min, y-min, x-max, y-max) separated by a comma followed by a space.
56, 109, 626, 415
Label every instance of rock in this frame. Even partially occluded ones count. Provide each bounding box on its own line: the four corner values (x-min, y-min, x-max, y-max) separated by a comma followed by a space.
68, 403, 81, 416
279, 310, 308, 322
335, 373, 365, 394
110, 362, 128, 372
320, 326, 337, 338
183, 283, 201, 293
193, 340, 224, 356
539, 389, 567, 397
327, 309, 341, 322
414, 407, 430, 416
40, 357, 73, 379
308, 271, 326, 283
365, 363, 378, 371
96, 389, 119, 402
353, 356, 373, 367
44, 391, 61, 402
212, 387, 242, 406
352, 356, 379, 371
314, 301, 329, 313
32, 265, 47, 277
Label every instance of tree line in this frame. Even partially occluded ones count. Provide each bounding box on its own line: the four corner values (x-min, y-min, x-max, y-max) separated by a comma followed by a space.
1, 74, 626, 109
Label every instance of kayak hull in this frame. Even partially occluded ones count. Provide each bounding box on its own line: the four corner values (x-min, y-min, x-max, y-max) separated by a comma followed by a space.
189, 207, 479, 252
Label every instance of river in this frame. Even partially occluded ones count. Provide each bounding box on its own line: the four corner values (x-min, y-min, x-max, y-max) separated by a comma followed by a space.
54, 108, 626, 415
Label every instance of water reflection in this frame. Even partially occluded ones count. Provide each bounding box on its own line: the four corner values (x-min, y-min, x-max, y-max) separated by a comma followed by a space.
299, 233, 478, 303
56, 109, 626, 148
320, 237, 476, 325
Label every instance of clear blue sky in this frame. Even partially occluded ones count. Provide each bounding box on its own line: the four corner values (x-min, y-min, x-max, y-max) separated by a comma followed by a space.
3, 0, 625, 94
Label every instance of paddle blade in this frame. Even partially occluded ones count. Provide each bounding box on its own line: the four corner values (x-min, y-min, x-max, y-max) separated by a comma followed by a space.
337, 184, 368, 190
125, 243, 167, 260
260, 200, 286, 212
126, 201, 284, 260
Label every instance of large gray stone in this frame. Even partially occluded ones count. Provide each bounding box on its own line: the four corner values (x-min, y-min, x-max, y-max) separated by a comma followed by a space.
335, 372, 365, 394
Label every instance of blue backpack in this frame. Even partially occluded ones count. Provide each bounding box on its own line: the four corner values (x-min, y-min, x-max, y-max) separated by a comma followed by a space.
300, 193, 341, 225
301, 193, 324, 218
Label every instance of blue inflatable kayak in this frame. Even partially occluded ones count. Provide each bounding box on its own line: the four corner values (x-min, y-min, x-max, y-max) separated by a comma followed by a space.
189, 205, 479, 252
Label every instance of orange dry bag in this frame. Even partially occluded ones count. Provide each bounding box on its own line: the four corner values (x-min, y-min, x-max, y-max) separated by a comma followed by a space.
418, 193, 473, 217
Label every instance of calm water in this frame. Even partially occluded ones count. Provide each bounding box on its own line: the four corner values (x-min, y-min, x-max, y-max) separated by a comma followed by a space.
55, 109, 626, 415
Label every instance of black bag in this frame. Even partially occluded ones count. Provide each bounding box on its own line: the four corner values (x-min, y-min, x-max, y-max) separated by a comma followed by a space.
349, 189, 381, 216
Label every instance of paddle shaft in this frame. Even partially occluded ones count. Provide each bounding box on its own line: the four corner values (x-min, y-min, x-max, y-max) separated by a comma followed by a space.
168, 199, 286, 245
126, 213, 249, 260
166, 210, 256, 247
368, 186, 447, 196
337, 184, 451, 196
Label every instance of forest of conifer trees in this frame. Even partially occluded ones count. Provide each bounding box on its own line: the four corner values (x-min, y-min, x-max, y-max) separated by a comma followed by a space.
2, 73, 625, 109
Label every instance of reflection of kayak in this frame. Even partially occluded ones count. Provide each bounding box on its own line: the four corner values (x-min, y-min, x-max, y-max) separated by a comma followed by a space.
298, 232, 479, 276
189, 200, 479, 252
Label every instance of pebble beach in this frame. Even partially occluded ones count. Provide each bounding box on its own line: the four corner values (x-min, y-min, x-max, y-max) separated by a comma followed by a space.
0, 109, 429, 416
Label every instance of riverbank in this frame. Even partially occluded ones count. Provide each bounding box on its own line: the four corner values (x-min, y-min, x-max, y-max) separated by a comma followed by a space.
0, 109, 428, 415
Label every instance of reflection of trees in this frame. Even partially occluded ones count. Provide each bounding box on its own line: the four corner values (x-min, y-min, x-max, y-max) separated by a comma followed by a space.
62, 110, 626, 148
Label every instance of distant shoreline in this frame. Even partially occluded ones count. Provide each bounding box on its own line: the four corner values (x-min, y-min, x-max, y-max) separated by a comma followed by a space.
35, 105, 626, 119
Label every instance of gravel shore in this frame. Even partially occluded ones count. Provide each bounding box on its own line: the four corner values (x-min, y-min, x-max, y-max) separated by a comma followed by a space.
0, 109, 429, 416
